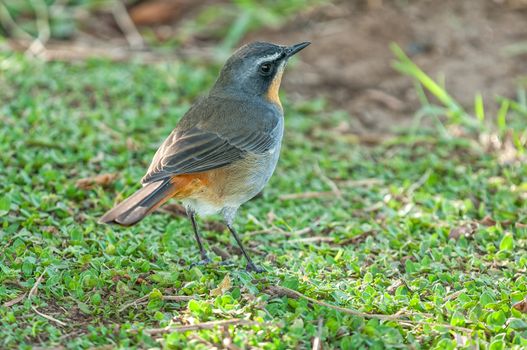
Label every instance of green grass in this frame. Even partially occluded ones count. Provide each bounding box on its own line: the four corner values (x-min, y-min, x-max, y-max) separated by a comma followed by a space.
2, 49, 527, 350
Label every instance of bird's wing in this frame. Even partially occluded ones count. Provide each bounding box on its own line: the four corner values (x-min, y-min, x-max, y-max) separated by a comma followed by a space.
141, 123, 279, 184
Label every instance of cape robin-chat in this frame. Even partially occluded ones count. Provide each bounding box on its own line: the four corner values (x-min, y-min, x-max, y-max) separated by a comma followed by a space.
100, 41, 310, 272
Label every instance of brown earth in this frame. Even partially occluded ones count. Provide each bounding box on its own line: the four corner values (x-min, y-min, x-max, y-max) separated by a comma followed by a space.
245, 0, 527, 132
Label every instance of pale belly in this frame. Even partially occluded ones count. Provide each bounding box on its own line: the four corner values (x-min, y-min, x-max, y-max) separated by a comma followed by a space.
181, 144, 281, 217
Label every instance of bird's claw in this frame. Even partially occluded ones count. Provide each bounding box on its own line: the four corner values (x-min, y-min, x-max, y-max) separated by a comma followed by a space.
190, 256, 212, 268
246, 262, 264, 273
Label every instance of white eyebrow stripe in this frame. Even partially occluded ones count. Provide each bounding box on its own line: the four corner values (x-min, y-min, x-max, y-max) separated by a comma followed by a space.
254, 52, 283, 66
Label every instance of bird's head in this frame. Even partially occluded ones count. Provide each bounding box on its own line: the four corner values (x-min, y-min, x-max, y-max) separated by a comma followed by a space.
211, 41, 310, 108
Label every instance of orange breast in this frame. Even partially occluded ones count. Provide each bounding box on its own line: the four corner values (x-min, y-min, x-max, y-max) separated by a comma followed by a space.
266, 68, 284, 110
169, 173, 210, 199
167, 160, 257, 209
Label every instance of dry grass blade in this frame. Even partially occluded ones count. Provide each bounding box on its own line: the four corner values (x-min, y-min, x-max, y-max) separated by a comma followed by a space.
112, 0, 145, 49
119, 294, 195, 313
337, 178, 384, 188
26, 0, 50, 57
312, 317, 324, 350
29, 268, 47, 298
142, 318, 258, 335
448, 223, 477, 240
444, 289, 466, 302
315, 162, 342, 198
513, 298, 527, 313
265, 285, 406, 321
265, 285, 474, 334
3, 293, 27, 307
76, 173, 119, 190
31, 305, 67, 326
161, 295, 195, 302
406, 169, 432, 196
287, 236, 334, 244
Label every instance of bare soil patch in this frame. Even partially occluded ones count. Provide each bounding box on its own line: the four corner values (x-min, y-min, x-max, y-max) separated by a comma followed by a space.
246, 0, 527, 131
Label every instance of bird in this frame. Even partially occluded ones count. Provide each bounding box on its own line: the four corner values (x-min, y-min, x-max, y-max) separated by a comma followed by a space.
99, 41, 310, 272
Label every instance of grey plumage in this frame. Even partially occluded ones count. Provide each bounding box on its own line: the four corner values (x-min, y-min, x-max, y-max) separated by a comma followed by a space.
99, 41, 310, 271
142, 96, 283, 184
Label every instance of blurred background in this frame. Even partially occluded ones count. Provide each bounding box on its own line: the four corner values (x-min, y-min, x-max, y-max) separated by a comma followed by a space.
1, 0, 526, 133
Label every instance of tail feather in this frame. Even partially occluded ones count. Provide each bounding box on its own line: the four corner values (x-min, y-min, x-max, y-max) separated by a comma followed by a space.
99, 179, 175, 226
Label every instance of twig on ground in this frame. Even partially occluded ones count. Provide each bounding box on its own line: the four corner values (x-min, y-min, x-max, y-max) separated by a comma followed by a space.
27, 268, 66, 326
163, 295, 195, 302
112, 0, 145, 49
364, 89, 405, 111
265, 285, 473, 334
287, 236, 334, 244
287, 217, 326, 236
406, 169, 432, 197
337, 178, 384, 188
119, 294, 195, 313
314, 162, 342, 198
26, 0, 50, 57
312, 317, 324, 350
29, 268, 47, 298
443, 288, 467, 302
245, 213, 296, 237
5, 39, 214, 63
31, 305, 67, 326
279, 164, 342, 201
3, 292, 27, 307
76, 173, 118, 190
139, 318, 258, 336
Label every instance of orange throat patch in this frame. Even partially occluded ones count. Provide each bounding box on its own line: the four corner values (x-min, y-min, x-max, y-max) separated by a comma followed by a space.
266, 68, 284, 109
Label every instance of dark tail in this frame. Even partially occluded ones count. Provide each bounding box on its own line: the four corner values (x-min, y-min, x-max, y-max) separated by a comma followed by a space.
99, 179, 175, 226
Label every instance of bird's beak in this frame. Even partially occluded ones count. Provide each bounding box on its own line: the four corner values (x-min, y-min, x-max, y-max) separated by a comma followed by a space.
284, 42, 311, 58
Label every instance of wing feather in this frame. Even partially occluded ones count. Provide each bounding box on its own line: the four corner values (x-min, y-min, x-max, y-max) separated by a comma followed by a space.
141, 125, 279, 184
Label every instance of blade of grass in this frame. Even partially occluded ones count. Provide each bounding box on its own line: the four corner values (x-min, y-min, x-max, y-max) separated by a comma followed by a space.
412, 105, 450, 139
496, 96, 527, 117
474, 93, 485, 122
391, 43, 466, 120
497, 99, 510, 135
414, 81, 430, 107
218, 11, 252, 56
513, 130, 525, 154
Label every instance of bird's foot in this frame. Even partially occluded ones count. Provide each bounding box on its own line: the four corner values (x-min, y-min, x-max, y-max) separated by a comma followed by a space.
246, 262, 264, 273
190, 256, 212, 268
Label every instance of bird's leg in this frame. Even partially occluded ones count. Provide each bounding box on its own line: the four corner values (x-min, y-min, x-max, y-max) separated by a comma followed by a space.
188, 210, 211, 266
226, 224, 264, 273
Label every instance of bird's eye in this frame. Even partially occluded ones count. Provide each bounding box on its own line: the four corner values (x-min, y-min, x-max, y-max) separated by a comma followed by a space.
259, 63, 273, 76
